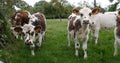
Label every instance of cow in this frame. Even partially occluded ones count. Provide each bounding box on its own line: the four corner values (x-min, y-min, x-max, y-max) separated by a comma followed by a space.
22, 12, 46, 56
90, 7, 117, 44
67, 7, 92, 59
11, 10, 31, 39
114, 10, 120, 56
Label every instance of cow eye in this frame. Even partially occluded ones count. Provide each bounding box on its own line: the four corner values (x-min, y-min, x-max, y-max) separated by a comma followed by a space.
89, 13, 92, 16
80, 13, 83, 17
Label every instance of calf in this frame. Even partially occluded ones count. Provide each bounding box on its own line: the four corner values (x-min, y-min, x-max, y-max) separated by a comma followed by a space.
22, 12, 46, 55
90, 8, 117, 44
11, 10, 31, 39
114, 10, 120, 56
68, 7, 92, 59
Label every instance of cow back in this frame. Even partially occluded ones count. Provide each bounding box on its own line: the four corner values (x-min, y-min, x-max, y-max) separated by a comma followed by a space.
34, 13, 46, 32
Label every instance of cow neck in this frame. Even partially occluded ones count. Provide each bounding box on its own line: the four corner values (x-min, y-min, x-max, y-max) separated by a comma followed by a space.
82, 24, 89, 33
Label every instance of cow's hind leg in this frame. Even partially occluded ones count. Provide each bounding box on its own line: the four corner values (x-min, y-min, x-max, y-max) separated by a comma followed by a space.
68, 32, 71, 47
42, 31, 46, 41
114, 40, 119, 56
37, 33, 43, 48
13, 31, 18, 39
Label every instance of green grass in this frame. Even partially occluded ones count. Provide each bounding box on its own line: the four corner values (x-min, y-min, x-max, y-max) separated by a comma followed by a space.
1, 19, 120, 63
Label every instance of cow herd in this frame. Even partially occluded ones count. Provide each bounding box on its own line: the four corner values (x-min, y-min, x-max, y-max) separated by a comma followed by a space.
10, 7, 120, 59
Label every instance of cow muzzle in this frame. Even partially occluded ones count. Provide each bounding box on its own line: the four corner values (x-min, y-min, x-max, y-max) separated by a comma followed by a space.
83, 20, 89, 24
25, 40, 33, 45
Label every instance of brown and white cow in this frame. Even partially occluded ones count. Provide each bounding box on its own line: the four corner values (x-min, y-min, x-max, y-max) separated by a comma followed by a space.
11, 10, 31, 39
68, 7, 92, 59
22, 12, 46, 56
114, 10, 120, 56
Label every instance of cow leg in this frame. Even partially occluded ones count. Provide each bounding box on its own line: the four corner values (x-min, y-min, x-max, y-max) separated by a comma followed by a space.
30, 44, 35, 56
114, 40, 119, 56
13, 31, 18, 39
94, 28, 99, 44
42, 31, 45, 41
82, 35, 88, 59
74, 32, 80, 56
68, 32, 71, 47
37, 33, 43, 47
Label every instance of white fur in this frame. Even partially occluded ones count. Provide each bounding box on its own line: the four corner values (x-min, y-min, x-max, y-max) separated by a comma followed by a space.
90, 13, 117, 44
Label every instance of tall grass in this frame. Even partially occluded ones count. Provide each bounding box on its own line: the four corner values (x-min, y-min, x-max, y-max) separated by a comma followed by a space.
0, 19, 120, 63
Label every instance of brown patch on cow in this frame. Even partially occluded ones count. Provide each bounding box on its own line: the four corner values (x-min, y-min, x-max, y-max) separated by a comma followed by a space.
12, 10, 30, 26
68, 17, 82, 32
34, 25, 41, 33
68, 17, 76, 31
72, 8, 80, 15
14, 27, 23, 33
118, 10, 120, 18
116, 16, 120, 37
92, 7, 100, 15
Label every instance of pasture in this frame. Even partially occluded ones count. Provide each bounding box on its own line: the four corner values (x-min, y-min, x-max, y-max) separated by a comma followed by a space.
0, 19, 120, 63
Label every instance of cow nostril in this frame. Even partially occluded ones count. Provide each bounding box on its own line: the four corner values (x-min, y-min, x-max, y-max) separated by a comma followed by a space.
26, 40, 29, 42
92, 22, 94, 24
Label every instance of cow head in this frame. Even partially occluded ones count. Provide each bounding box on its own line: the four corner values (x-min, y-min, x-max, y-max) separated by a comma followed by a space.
12, 12, 23, 26
22, 24, 35, 45
22, 24, 42, 45
79, 7, 92, 25
11, 10, 31, 27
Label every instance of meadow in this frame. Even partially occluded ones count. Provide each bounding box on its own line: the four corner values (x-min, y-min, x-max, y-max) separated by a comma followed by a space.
0, 19, 120, 63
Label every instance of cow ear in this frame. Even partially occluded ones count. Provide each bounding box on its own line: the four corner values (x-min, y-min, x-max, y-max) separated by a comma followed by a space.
92, 7, 100, 15
34, 25, 41, 33
14, 27, 23, 32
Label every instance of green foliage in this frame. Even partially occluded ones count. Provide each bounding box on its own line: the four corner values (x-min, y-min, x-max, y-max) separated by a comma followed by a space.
1, 19, 120, 63
108, 2, 119, 11
33, 0, 72, 19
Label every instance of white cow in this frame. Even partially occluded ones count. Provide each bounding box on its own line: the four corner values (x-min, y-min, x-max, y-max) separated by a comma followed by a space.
114, 10, 120, 56
90, 8, 117, 44
67, 7, 92, 59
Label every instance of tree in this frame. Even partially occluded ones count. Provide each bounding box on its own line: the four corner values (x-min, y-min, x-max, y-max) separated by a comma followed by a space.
0, 0, 23, 48
109, 0, 114, 2
94, 0, 97, 7
108, 2, 119, 11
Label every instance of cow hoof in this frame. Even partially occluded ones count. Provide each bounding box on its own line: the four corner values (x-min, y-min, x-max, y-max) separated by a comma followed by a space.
114, 53, 118, 56
84, 55, 87, 59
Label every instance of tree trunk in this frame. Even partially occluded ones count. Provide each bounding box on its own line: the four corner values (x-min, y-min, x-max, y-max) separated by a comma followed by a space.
94, 0, 96, 7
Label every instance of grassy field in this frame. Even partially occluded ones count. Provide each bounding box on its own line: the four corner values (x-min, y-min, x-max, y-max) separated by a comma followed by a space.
0, 19, 120, 63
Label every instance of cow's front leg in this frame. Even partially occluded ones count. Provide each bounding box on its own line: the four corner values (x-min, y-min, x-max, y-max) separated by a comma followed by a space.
74, 32, 80, 56
94, 28, 100, 44
82, 35, 88, 59
30, 44, 35, 56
